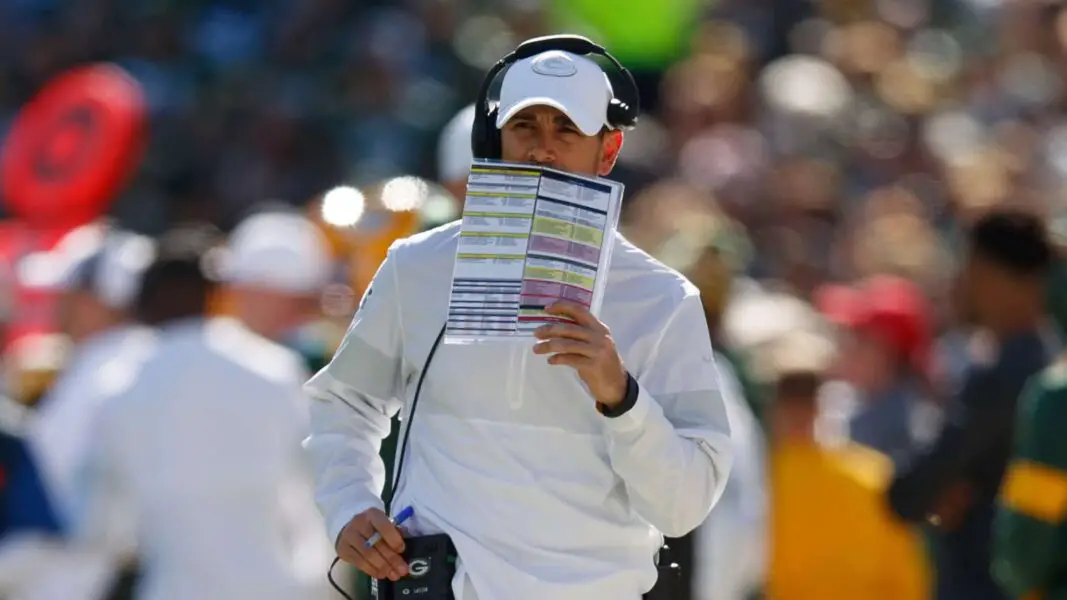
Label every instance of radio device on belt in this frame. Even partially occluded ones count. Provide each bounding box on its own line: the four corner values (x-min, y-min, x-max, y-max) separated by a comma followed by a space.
371, 321, 681, 600
371, 324, 456, 600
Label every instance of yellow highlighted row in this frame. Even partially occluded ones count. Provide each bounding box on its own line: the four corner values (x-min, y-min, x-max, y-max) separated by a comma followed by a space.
531, 216, 603, 246
471, 167, 541, 176
457, 253, 525, 260
523, 267, 595, 289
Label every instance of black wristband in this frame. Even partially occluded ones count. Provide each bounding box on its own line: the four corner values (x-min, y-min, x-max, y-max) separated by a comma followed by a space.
597, 372, 639, 418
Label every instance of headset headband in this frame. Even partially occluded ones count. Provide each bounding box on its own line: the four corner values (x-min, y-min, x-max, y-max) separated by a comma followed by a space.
470, 34, 641, 159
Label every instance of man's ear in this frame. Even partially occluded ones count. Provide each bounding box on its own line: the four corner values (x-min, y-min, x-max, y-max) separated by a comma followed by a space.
597, 130, 624, 177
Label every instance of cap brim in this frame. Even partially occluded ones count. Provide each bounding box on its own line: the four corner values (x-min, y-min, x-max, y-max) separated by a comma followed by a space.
496, 97, 604, 137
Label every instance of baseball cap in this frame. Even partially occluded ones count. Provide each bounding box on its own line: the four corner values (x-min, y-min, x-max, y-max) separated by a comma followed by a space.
29, 225, 156, 311
437, 104, 476, 183
220, 211, 331, 295
814, 275, 933, 373
496, 50, 614, 137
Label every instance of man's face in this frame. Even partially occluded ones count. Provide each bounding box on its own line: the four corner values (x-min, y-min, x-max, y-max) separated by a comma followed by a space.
956, 254, 1016, 327
499, 105, 622, 177
231, 285, 319, 342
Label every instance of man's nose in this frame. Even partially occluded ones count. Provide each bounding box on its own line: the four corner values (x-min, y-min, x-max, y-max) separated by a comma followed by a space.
526, 137, 557, 166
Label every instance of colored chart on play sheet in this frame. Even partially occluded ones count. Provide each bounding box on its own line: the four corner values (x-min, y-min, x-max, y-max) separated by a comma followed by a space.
445, 160, 624, 343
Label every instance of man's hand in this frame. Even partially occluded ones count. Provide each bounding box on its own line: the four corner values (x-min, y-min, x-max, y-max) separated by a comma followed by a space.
335, 508, 409, 581
532, 301, 629, 408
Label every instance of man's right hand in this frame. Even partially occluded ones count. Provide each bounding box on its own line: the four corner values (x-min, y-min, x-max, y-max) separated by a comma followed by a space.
336, 508, 409, 581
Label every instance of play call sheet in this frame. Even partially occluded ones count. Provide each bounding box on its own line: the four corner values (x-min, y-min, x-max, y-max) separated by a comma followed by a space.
445, 160, 624, 342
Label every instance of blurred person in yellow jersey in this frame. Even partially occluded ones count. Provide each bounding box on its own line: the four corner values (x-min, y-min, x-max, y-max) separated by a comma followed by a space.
763, 328, 930, 600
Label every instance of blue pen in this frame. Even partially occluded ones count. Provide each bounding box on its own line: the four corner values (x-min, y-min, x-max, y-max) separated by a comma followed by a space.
365, 505, 414, 549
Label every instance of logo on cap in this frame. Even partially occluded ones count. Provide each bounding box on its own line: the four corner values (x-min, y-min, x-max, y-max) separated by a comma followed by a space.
531, 54, 577, 78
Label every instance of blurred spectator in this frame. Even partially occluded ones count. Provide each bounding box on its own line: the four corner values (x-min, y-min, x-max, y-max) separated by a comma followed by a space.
23, 225, 155, 600
76, 223, 333, 600
765, 328, 930, 600
815, 275, 942, 460
217, 208, 331, 344
437, 103, 476, 206
692, 355, 768, 600
889, 210, 1057, 600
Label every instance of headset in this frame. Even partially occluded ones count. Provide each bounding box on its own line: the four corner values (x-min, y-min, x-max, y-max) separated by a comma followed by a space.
470, 34, 642, 160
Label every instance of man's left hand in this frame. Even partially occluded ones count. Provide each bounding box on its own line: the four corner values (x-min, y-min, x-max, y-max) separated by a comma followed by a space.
532, 301, 629, 408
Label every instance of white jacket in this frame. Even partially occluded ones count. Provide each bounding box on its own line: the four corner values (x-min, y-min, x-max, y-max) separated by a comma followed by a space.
15, 325, 155, 600
304, 223, 733, 600
74, 318, 333, 600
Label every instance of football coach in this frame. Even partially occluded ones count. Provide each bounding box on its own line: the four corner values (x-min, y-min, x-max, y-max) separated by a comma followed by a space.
305, 35, 734, 600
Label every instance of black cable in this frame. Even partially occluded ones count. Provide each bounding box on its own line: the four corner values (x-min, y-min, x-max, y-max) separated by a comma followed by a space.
326, 324, 448, 600
328, 557, 356, 600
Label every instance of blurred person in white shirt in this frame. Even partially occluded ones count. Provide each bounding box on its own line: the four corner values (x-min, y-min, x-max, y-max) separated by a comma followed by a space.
219, 209, 333, 345
13, 225, 156, 600
692, 358, 767, 600
74, 224, 332, 600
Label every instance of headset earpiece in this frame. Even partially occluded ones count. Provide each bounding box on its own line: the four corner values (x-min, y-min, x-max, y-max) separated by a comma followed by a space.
482, 106, 502, 160
607, 100, 636, 131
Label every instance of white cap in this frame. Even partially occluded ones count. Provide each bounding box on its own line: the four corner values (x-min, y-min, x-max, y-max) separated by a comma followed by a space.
437, 104, 476, 183
496, 50, 614, 137
221, 212, 331, 294
30, 227, 156, 311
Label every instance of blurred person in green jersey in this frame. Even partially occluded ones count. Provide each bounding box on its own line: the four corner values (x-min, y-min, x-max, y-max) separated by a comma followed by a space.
993, 247, 1067, 600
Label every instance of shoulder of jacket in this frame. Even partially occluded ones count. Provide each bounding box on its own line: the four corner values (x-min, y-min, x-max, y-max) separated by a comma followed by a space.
389, 220, 460, 261
612, 233, 699, 303
204, 318, 308, 383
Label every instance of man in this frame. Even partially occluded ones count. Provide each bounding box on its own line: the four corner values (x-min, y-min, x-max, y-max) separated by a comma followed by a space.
306, 42, 733, 600
664, 215, 767, 600
765, 330, 929, 600
992, 263, 1067, 599
19, 225, 156, 600
994, 356, 1067, 599
692, 358, 767, 600
815, 275, 941, 460
888, 209, 1056, 600
74, 224, 331, 600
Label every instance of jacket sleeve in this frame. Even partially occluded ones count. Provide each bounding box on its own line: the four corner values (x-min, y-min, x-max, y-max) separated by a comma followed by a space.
993, 375, 1067, 598
303, 248, 407, 546
603, 293, 733, 537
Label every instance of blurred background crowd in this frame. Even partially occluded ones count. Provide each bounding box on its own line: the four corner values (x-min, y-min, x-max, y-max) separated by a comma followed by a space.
3, 0, 1067, 599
